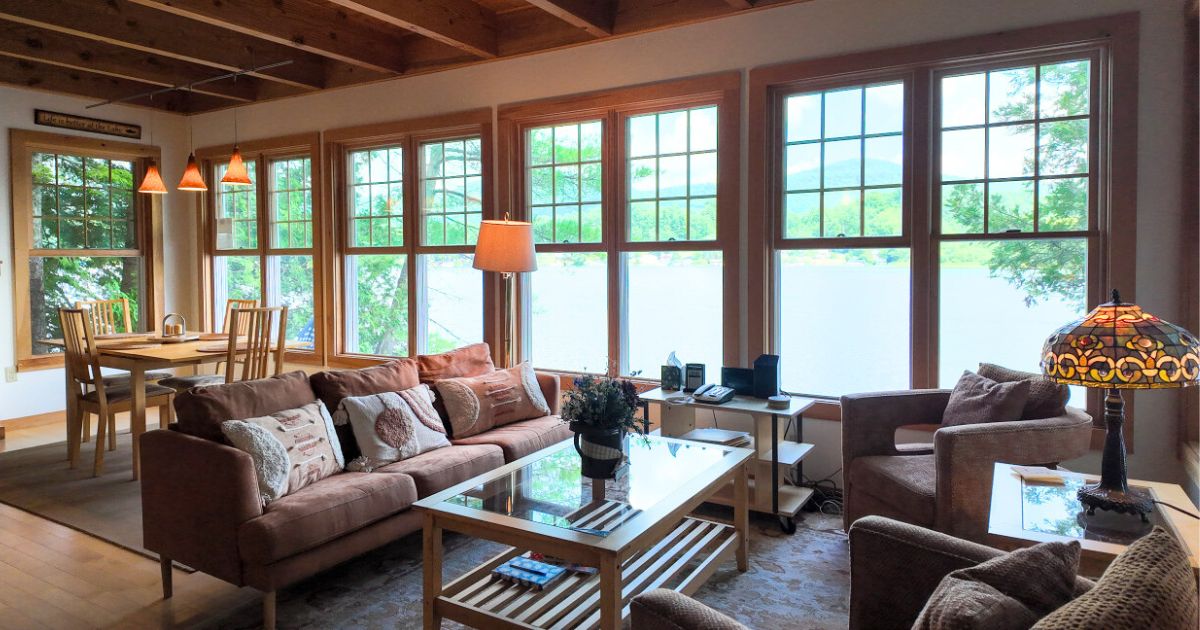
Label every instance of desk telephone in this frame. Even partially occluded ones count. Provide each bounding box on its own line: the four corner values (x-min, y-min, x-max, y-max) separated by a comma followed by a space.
692, 383, 736, 404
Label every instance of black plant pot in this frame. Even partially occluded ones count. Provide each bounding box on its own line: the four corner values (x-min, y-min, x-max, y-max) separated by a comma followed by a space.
569, 421, 625, 480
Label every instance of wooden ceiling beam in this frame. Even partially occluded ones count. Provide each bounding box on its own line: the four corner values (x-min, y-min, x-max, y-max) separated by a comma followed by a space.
724, 0, 755, 8
0, 56, 229, 113
523, 0, 615, 37
325, 0, 499, 58
125, 0, 407, 74
0, 22, 261, 103
0, 0, 328, 91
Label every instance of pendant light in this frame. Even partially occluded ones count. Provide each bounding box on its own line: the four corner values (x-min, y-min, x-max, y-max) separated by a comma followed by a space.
138, 111, 168, 194
178, 116, 207, 192
220, 107, 251, 186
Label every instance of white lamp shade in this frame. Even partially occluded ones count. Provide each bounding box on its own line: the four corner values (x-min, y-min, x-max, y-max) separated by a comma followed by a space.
472, 219, 537, 273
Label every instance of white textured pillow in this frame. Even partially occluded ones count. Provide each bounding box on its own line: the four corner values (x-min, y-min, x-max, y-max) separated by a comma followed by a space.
221, 420, 289, 505
341, 385, 450, 468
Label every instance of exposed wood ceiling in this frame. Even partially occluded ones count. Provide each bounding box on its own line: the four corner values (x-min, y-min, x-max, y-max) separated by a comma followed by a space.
0, 0, 808, 114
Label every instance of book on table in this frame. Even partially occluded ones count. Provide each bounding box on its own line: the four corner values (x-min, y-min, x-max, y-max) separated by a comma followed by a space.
680, 427, 752, 447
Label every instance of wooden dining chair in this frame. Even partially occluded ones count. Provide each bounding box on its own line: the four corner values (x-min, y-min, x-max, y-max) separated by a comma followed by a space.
222, 298, 259, 334
76, 297, 132, 335
225, 306, 288, 383
59, 308, 177, 476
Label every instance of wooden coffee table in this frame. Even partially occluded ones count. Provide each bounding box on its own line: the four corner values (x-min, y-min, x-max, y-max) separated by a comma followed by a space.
414, 435, 753, 629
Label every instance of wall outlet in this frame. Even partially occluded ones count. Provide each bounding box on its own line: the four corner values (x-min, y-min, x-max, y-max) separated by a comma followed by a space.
4, 367, 16, 383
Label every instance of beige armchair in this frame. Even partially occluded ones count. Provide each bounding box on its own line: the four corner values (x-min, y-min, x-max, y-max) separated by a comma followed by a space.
840, 389, 1093, 543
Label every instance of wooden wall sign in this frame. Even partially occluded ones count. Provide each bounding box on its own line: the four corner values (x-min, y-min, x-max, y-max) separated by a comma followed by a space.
33, 110, 141, 139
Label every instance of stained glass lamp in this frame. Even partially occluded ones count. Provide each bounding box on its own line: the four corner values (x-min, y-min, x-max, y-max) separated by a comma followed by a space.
1041, 289, 1200, 520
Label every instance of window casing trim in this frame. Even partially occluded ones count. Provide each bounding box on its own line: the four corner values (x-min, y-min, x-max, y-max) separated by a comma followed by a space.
10, 129, 165, 371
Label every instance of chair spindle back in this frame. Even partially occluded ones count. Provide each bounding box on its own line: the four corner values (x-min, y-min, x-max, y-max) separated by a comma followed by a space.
226, 306, 287, 383
222, 299, 259, 335
59, 308, 106, 397
76, 298, 132, 335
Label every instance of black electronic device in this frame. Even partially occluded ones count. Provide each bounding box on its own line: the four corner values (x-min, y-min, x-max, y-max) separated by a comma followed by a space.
753, 354, 780, 399
684, 363, 706, 392
720, 367, 755, 396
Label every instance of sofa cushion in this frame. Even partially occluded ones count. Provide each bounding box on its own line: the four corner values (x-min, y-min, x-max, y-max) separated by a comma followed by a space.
175, 370, 316, 443
1033, 527, 1199, 630
417, 342, 494, 383
849, 454, 936, 526
914, 540, 1082, 630
978, 363, 1069, 420
342, 386, 450, 468
942, 370, 1030, 427
238, 471, 418, 565
377, 444, 504, 497
452, 415, 571, 462
310, 359, 420, 424
436, 363, 552, 439
222, 401, 345, 503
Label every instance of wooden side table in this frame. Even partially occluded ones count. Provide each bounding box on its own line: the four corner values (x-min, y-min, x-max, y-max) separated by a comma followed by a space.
987, 462, 1200, 577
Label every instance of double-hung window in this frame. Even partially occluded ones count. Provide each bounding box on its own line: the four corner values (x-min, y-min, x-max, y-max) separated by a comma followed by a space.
753, 18, 1133, 414
331, 113, 490, 360
201, 135, 322, 357
504, 74, 740, 377
10, 131, 163, 369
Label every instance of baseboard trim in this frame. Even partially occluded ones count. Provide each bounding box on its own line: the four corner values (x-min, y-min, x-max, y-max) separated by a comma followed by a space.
0, 410, 65, 431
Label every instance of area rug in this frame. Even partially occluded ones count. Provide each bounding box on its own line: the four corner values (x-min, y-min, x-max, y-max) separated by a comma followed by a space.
0, 431, 177, 566
208, 510, 850, 629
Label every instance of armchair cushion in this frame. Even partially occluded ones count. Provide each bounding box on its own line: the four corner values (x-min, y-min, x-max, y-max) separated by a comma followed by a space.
631, 589, 748, 630
942, 370, 1029, 427
978, 363, 1068, 419
1033, 527, 1198, 630
913, 540, 1082, 630
848, 454, 935, 526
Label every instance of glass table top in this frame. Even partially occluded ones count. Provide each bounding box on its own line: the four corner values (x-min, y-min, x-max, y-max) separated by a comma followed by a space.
1020, 476, 1159, 545
442, 435, 736, 537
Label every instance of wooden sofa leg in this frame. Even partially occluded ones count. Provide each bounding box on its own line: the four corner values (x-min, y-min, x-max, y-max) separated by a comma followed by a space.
263, 591, 276, 630
160, 556, 173, 599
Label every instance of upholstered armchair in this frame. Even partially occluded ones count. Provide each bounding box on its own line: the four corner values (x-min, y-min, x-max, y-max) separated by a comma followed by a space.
840, 389, 1093, 543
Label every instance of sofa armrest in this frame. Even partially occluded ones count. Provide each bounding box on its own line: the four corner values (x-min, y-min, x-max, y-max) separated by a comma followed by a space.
536, 371, 561, 415
933, 408, 1093, 540
848, 515, 1004, 630
631, 589, 748, 630
141, 429, 263, 585
841, 390, 951, 461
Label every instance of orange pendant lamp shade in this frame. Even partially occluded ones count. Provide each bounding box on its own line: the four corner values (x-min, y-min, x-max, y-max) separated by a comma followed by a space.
137, 162, 168, 194
178, 153, 208, 192
220, 147, 252, 186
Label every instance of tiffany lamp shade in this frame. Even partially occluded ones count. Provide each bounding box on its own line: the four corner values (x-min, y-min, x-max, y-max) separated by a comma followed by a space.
1041, 289, 1200, 520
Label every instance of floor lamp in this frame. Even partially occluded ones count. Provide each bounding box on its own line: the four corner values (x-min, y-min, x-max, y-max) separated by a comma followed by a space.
472, 215, 536, 367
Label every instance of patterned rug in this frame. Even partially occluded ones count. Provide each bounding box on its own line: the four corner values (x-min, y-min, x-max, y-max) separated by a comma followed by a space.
208, 509, 850, 629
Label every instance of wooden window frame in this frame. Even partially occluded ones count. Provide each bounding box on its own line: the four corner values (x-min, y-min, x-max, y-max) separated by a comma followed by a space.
323, 109, 495, 367
748, 14, 1139, 446
196, 132, 326, 364
498, 73, 741, 375
10, 129, 165, 371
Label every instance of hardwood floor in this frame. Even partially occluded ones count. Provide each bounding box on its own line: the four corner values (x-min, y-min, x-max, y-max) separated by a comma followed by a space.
0, 414, 254, 629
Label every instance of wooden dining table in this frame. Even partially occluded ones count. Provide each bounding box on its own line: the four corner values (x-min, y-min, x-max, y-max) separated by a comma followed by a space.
40, 333, 302, 480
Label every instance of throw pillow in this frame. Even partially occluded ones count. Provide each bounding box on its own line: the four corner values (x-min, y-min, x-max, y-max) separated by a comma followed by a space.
435, 362, 551, 439
417, 342, 495, 383
942, 370, 1031, 427
913, 540, 1082, 630
227, 400, 344, 499
1033, 528, 1199, 630
221, 419, 290, 505
978, 363, 1069, 419
175, 370, 316, 444
310, 358, 421, 425
340, 385, 451, 468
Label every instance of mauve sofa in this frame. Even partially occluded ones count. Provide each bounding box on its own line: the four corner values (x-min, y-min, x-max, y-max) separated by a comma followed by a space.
140, 343, 567, 629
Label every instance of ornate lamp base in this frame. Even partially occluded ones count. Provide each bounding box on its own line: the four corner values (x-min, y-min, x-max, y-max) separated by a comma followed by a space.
1077, 483, 1153, 522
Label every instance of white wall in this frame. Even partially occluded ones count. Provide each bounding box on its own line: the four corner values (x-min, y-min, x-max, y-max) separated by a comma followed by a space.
4, 0, 1191, 484
0, 87, 192, 419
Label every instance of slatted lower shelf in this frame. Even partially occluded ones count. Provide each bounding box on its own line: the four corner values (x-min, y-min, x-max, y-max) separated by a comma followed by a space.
439, 509, 738, 630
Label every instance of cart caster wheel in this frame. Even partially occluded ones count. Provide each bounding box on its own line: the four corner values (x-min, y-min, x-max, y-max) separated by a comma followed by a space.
779, 516, 797, 534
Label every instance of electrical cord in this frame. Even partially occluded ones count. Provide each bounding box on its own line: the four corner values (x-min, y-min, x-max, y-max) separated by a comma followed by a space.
1154, 500, 1200, 519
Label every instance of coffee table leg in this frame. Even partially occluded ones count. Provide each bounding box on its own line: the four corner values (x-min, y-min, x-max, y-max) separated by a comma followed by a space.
599, 554, 620, 630
735, 463, 749, 572
423, 513, 442, 630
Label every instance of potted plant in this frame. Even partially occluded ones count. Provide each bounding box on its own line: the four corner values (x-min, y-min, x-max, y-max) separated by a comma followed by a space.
561, 375, 642, 479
